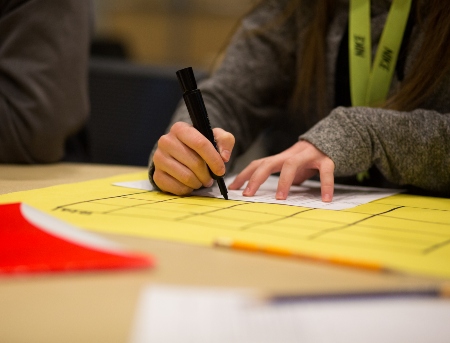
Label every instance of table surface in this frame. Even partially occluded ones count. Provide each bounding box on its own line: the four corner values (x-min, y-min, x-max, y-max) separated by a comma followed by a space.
0, 163, 444, 343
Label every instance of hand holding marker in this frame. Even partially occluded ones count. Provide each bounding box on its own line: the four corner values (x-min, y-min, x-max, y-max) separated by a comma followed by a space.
176, 67, 228, 200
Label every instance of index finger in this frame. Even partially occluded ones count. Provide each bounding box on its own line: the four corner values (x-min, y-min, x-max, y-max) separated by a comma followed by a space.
174, 123, 226, 177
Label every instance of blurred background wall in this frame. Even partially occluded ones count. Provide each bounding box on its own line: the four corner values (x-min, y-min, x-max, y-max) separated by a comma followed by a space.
92, 0, 255, 69
84, 0, 257, 166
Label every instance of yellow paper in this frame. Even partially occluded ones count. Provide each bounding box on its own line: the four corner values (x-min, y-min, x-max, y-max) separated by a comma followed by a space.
1, 172, 450, 279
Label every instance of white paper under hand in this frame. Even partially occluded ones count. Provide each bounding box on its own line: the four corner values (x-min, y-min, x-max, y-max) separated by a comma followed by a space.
114, 175, 401, 210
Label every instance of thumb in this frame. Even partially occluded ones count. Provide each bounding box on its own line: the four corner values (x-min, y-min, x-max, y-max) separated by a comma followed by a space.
213, 128, 235, 162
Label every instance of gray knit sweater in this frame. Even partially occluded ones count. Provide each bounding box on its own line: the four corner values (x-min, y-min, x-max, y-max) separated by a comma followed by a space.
149, 0, 450, 195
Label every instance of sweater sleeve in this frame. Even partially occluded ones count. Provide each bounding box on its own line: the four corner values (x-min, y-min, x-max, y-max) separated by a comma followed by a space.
300, 106, 450, 193
148, 0, 302, 186
0, 0, 91, 163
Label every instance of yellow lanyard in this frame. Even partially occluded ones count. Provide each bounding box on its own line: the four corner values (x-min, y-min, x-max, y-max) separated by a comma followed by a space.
349, 0, 412, 107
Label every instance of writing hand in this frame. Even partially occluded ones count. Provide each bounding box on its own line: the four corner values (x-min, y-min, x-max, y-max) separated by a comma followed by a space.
153, 122, 235, 195
228, 140, 335, 202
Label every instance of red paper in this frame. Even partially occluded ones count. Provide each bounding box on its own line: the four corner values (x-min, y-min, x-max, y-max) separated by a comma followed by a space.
0, 203, 155, 275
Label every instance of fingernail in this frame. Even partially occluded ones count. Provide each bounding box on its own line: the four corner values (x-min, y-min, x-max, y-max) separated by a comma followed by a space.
221, 149, 231, 162
243, 186, 251, 196
276, 191, 285, 200
206, 179, 214, 188
323, 193, 332, 202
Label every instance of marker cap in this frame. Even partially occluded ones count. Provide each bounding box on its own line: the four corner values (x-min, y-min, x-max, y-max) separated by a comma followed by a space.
176, 67, 197, 93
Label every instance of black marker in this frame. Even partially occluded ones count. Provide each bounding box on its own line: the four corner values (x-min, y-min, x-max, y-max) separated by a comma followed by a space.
176, 67, 228, 200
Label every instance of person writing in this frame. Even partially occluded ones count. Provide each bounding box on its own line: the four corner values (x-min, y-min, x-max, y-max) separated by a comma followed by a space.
149, 0, 450, 201
0, 0, 92, 163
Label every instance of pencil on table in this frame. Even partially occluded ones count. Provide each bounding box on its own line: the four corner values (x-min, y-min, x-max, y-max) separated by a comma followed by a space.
214, 237, 388, 273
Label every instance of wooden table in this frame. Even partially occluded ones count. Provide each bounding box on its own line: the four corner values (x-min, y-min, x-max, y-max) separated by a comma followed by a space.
0, 163, 442, 342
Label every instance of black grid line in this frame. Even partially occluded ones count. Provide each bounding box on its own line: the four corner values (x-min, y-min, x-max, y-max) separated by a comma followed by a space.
52, 190, 450, 257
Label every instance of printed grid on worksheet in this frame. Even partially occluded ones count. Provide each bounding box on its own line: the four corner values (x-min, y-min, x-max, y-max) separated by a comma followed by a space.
52, 190, 450, 257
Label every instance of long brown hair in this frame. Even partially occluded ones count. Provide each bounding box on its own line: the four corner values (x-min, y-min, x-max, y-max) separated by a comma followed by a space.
386, 0, 450, 111
227, 0, 450, 119
294, 0, 450, 117
290, 0, 335, 120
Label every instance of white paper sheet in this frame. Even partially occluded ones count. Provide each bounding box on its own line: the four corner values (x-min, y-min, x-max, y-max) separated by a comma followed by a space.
114, 176, 401, 210
129, 285, 450, 343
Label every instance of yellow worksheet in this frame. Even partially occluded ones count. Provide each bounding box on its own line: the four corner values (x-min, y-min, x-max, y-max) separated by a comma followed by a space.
1, 172, 450, 279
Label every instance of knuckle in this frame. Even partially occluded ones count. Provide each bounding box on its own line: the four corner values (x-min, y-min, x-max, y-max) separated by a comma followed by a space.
157, 134, 171, 149
173, 185, 193, 196
152, 150, 163, 165
283, 157, 298, 168
246, 158, 276, 176
320, 159, 335, 172
152, 170, 166, 189
248, 172, 263, 185
153, 169, 162, 183
192, 136, 209, 150
171, 121, 186, 133
192, 158, 205, 170
278, 178, 292, 188
249, 158, 264, 169
325, 158, 335, 170
153, 168, 194, 196
178, 170, 198, 188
